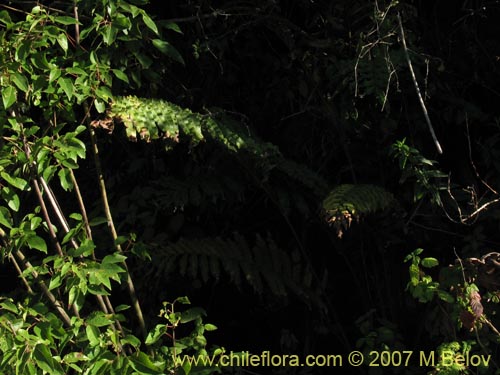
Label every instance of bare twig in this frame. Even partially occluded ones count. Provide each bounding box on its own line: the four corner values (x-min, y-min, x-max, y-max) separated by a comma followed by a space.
397, 12, 443, 154
465, 114, 498, 194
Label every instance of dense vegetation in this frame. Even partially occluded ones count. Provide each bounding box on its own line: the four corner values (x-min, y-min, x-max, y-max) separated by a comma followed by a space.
0, 0, 499, 374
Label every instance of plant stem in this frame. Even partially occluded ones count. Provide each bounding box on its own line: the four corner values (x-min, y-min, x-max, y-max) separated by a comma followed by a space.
86, 106, 147, 339
9, 254, 33, 294
397, 11, 442, 154
14, 249, 72, 326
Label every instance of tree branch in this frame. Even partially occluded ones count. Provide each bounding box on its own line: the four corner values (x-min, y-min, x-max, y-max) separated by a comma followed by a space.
397, 12, 443, 154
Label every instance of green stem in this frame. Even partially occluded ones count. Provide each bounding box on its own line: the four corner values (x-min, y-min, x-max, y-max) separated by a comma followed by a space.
86, 109, 147, 339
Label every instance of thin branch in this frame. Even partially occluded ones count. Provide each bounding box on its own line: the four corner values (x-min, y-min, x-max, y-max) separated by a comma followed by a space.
69, 169, 92, 239
22, 140, 65, 257
14, 249, 72, 326
465, 114, 498, 194
9, 253, 34, 294
164, 10, 221, 24
397, 12, 443, 154
85, 102, 147, 339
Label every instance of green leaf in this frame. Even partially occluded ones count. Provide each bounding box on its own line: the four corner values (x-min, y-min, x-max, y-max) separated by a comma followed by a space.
58, 77, 74, 100
0, 10, 13, 26
102, 253, 127, 264
141, 12, 158, 35
48, 274, 63, 290
421, 257, 439, 268
58, 168, 73, 191
1, 172, 28, 190
1, 186, 20, 211
33, 344, 61, 375
437, 289, 454, 303
180, 307, 206, 323
0, 299, 18, 313
2, 86, 16, 109
152, 39, 184, 64
94, 98, 106, 113
57, 33, 68, 52
161, 21, 182, 34
86, 325, 100, 346
27, 235, 47, 253
122, 334, 141, 348
204, 323, 217, 331
111, 69, 129, 83
89, 217, 107, 226
0, 206, 13, 228
11, 73, 29, 92
145, 324, 166, 345
175, 296, 191, 305
130, 352, 162, 375
68, 239, 95, 257
55, 16, 79, 25
86, 311, 113, 327
95, 85, 112, 102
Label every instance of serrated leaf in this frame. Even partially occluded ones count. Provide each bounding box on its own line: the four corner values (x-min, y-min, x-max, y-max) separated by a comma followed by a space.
2, 86, 16, 109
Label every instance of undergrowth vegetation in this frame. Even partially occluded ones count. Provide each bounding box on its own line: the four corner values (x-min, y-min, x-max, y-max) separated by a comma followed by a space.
0, 0, 500, 374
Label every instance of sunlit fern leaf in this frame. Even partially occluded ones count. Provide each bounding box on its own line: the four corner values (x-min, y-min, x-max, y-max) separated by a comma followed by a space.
105, 96, 329, 205
322, 184, 397, 238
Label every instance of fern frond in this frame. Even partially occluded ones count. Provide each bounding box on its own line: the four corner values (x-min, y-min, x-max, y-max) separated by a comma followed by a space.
322, 184, 397, 237
105, 96, 329, 199
144, 233, 319, 304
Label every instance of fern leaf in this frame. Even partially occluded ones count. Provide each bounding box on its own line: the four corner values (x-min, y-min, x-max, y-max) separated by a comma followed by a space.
142, 234, 320, 303
104, 96, 329, 204
322, 184, 397, 238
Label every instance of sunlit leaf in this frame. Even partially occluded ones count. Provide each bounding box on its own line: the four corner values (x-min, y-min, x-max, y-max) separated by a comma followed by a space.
2, 86, 16, 109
